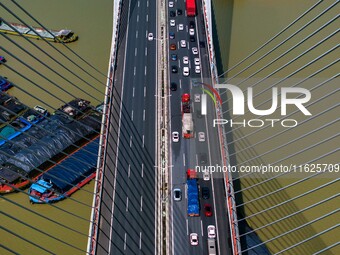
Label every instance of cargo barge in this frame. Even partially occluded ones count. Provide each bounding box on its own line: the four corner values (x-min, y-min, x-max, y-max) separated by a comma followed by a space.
28, 136, 99, 203
0, 100, 101, 193
0, 19, 78, 43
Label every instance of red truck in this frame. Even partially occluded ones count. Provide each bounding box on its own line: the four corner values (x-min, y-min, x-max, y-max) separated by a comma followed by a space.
186, 0, 196, 17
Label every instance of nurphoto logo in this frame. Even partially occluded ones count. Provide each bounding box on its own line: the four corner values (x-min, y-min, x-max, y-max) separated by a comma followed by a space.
201, 83, 312, 128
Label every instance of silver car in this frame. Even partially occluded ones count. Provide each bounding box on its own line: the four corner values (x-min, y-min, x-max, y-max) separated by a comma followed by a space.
198, 132, 205, 142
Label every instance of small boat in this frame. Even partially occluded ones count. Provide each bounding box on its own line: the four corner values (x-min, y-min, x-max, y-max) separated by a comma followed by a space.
0, 76, 12, 92
0, 117, 32, 146
55, 98, 91, 120
0, 56, 6, 64
0, 19, 78, 43
22, 105, 49, 124
28, 137, 99, 203
0, 96, 27, 126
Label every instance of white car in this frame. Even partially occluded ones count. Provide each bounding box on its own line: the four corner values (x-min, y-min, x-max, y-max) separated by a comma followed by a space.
190, 233, 198, 246
203, 171, 210, 181
194, 94, 200, 102
198, 132, 205, 142
172, 131, 179, 142
169, 1, 174, 8
194, 58, 200, 66
170, 19, 175, 27
183, 67, 190, 76
183, 56, 189, 65
207, 225, 216, 239
178, 24, 184, 31
192, 47, 198, 55
180, 40, 186, 48
195, 65, 201, 73
189, 28, 195, 36
148, 33, 153, 41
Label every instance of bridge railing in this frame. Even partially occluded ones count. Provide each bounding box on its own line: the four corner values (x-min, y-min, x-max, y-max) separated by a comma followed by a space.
86, 0, 123, 254
201, 1, 242, 254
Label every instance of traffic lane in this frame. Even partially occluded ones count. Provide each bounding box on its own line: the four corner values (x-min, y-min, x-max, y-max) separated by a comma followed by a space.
96, 0, 133, 250
110, 3, 157, 254
193, 5, 231, 254
171, 142, 190, 255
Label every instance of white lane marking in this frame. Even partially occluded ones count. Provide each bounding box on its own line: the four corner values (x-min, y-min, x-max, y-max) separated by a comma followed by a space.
140, 195, 143, 211
147, 0, 149, 7
186, 25, 188, 32
137, 14, 139, 22
135, 47, 137, 56
142, 135, 145, 148
130, 135, 132, 147
133, 87, 135, 97
183, 153, 186, 166
138, 0, 140, 7
145, 66, 147, 75
195, 154, 198, 166
143, 109, 146, 121
139, 232, 142, 250
144, 86, 146, 97
128, 164, 131, 178
145, 30, 147, 38
141, 163, 144, 178
136, 30, 138, 38
131, 110, 134, 121
126, 197, 129, 212
178, 60, 181, 68
186, 219, 189, 235
134, 66, 136, 76
179, 79, 182, 89
201, 220, 204, 237
124, 233, 127, 250
145, 47, 148, 56
146, 14, 149, 22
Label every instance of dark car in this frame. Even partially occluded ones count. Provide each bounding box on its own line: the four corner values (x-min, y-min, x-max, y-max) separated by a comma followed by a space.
170, 82, 177, 91
171, 54, 177, 61
202, 187, 210, 199
189, 21, 195, 29
177, 9, 183, 15
199, 41, 205, 48
190, 35, 195, 42
199, 153, 207, 164
170, 43, 176, 50
204, 204, 213, 217
170, 10, 176, 17
169, 32, 175, 39
171, 65, 178, 73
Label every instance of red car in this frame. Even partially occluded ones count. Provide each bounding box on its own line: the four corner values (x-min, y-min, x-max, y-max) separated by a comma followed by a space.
204, 204, 213, 217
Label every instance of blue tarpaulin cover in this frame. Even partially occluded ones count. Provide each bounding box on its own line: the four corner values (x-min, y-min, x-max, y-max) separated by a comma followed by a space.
40, 137, 99, 193
187, 179, 199, 215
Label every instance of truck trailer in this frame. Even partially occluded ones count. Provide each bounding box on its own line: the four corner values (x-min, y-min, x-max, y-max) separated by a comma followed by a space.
186, 0, 196, 17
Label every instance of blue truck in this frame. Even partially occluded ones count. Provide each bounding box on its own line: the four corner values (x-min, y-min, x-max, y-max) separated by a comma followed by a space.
187, 168, 199, 216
